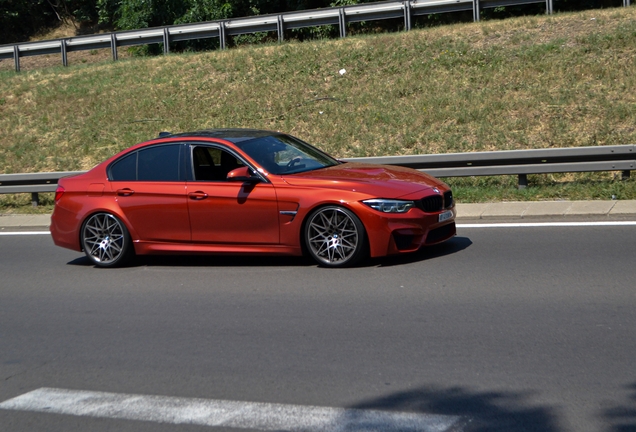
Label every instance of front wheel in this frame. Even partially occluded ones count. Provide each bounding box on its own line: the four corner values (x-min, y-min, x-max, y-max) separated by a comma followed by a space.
304, 206, 367, 268
81, 213, 133, 268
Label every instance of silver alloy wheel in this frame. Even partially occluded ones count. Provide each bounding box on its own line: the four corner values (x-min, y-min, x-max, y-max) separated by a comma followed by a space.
82, 213, 128, 266
306, 207, 361, 266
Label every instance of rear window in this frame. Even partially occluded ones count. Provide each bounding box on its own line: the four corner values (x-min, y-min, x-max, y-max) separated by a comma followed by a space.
109, 153, 136, 181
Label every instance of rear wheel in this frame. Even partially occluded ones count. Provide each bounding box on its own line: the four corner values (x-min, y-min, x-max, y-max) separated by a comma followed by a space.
304, 206, 367, 267
81, 213, 133, 268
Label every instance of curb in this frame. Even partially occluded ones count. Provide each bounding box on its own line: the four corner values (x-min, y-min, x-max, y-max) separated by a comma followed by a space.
457, 200, 636, 220
0, 214, 51, 230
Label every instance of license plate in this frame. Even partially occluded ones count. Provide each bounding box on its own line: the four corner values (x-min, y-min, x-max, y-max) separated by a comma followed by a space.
438, 210, 453, 222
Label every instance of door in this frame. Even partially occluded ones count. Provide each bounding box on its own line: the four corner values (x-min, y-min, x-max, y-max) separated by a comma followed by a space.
187, 146, 279, 245
109, 144, 190, 242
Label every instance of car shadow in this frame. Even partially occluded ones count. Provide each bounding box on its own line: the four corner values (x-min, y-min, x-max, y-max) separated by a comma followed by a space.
66, 236, 472, 268
346, 384, 560, 432
66, 254, 313, 268
603, 383, 636, 432
371, 236, 472, 267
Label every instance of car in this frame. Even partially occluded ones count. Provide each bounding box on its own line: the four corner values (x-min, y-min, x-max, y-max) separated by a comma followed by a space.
50, 129, 456, 268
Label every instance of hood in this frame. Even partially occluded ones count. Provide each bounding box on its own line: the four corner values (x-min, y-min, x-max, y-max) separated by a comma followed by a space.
282, 162, 448, 198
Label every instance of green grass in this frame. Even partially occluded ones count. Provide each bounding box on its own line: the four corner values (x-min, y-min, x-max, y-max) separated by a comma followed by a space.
450, 173, 635, 202
1, 7, 635, 212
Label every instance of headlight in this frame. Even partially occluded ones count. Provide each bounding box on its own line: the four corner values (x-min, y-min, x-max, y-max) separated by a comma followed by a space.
363, 199, 414, 213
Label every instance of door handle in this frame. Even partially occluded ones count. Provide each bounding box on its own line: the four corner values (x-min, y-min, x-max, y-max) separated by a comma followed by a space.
188, 191, 208, 200
117, 188, 134, 196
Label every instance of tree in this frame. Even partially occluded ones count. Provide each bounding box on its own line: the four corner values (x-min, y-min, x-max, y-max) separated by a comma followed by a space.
1, 0, 55, 43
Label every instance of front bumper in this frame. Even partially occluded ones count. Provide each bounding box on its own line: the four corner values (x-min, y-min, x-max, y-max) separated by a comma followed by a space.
354, 204, 457, 257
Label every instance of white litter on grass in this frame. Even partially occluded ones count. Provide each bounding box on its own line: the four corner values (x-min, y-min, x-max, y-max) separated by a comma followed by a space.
339, 68, 346, 75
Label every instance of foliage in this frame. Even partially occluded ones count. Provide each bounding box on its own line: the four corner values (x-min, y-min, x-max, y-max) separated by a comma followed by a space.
554, 0, 625, 12
1, 0, 630, 46
480, 4, 546, 20
96, 0, 118, 26
1, 0, 375, 46
1, 0, 56, 43
113, 0, 237, 30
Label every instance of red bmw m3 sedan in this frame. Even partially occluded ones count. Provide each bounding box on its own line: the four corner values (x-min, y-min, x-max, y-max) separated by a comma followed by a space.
51, 129, 456, 267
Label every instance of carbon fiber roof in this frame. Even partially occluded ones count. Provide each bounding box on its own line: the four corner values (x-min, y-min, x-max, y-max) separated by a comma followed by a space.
160, 129, 282, 143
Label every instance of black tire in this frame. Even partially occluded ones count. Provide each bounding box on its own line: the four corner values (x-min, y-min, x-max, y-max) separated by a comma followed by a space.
81, 213, 133, 268
304, 206, 367, 268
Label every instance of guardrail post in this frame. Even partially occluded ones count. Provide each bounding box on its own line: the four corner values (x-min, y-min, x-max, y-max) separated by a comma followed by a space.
404, 1, 412, 31
339, 8, 347, 38
111, 33, 118, 61
518, 174, 528, 189
31, 193, 39, 207
277, 15, 284, 42
163, 28, 170, 54
13, 45, 20, 72
473, 0, 480, 22
61, 39, 68, 67
546, 0, 553, 14
622, 170, 631, 180
220, 21, 227, 49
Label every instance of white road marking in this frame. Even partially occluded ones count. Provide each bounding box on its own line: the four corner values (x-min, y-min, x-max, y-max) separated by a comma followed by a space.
457, 221, 636, 228
0, 387, 463, 432
0, 231, 50, 235
1, 221, 635, 237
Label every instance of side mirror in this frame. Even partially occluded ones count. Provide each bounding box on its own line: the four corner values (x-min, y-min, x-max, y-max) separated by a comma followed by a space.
227, 166, 259, 182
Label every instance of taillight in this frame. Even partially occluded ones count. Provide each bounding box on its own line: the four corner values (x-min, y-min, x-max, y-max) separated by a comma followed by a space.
54, 186, 65, 203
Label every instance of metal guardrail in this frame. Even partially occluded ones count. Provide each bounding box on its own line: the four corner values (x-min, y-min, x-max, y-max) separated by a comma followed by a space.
1, 0, 632, 72
0, 171, 85, 206
1, 145, 633, 206
345, 144, 636, 187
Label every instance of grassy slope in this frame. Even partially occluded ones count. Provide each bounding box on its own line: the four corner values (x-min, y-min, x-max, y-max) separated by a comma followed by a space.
0, 7, 635, 211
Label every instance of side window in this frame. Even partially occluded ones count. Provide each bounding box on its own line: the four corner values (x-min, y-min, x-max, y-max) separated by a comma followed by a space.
109, 144, 182, 181
192, 146, 244, 181
110, 153, 137, 181
138, 145, 181, 181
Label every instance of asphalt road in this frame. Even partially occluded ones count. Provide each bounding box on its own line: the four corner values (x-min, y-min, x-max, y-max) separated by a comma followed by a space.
1, 224, 635, 432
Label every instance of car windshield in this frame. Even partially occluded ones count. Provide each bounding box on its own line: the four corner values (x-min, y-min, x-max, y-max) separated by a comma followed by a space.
234, 134, 340, 175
